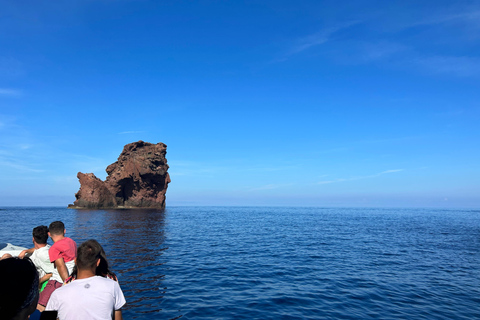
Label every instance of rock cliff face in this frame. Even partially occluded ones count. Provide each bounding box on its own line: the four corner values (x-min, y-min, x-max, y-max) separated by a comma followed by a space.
69, 141, 170, 209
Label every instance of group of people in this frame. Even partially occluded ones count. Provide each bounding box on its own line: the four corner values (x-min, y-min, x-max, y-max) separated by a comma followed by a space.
0, 221, 126, 320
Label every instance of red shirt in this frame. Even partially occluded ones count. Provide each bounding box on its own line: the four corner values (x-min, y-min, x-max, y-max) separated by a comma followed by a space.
49, 237, 77, 263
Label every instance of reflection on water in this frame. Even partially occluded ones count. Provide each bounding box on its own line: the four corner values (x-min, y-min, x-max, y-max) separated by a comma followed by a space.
72, 209, 168, 318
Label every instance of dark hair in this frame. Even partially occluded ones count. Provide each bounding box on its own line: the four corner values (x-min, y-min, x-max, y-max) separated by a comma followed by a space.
96, 247, 117, 280
48, 221, 65, 236
0, 258, 39, 319
32, 226, 49, 244
76, 239, 102, 270
68, 240, 117, 282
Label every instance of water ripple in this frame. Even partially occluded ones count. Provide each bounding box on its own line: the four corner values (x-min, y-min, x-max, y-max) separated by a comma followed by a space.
1, 207, 479, 319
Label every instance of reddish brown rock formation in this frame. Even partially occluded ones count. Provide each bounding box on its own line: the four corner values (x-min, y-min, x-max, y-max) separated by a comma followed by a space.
69, 141, 170, 209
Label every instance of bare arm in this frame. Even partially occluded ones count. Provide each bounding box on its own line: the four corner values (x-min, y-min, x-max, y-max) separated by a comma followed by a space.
19, 247, 35, 259
114, 310, 123, 320
39, 273, 52, 286
54, 257, 69, 282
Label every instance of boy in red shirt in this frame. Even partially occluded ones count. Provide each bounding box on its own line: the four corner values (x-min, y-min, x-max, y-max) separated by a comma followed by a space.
37, 221, 77, 311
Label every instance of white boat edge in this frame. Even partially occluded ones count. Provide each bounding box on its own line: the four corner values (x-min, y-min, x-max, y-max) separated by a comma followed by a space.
0, 243, 28, 258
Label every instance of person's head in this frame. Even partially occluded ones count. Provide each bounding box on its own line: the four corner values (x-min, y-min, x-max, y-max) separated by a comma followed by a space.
0, 258, 39, 320
48, 221, 65, 237
69, 240, 116, 281
76, 239, 103, 271
32, 225, 49, 245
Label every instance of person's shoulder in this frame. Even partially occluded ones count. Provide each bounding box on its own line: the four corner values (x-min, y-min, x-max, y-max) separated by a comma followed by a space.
65, 237, 77, 246
93, 276, 120, 287
38, 245, 50, 253
94, 275, 116, 282
37, 246, 50, 259
57, 278, 83, 291
52, 237, 74, 247
50, 240, 61, 249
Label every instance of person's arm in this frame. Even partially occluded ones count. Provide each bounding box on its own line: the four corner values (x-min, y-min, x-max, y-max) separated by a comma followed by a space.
19, 247, 35, 258
39, 273, 52, 286
54, 257, 69, 282
114, 310, 123, 320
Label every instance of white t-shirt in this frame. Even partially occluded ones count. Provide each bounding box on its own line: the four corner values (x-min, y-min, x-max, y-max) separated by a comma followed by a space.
30, 245, 54, 278
46, 276, 126, 320
51, 260, 75, 282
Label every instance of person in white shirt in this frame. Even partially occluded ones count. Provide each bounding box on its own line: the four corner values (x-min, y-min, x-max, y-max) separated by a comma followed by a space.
45, 239, 126, 320
19, 226, 54, 285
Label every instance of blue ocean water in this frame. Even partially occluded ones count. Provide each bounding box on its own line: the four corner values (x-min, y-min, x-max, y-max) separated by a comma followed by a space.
0, 206, 479, 319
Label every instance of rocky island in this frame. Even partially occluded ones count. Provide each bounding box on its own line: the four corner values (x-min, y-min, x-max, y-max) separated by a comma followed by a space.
68, 141, 170, 209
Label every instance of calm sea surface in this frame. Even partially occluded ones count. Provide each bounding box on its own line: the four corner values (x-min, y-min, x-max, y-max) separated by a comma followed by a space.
1, 206, 479, 319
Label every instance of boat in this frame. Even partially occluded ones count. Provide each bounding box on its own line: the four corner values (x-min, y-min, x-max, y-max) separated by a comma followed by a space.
0, 243, 28, 258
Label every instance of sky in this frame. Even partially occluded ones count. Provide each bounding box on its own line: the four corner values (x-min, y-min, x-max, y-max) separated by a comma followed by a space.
0, 0, 479, 208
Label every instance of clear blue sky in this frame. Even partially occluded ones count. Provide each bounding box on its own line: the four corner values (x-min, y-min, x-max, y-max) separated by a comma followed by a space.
1, 0, 479, 208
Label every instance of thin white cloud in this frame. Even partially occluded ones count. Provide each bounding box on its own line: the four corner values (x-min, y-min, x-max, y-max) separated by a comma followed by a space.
287, 29, 334, 55
358, 42, 408, 62
379, 169, 403, 174
170, 160, 298, 177
19, 144, 33, 150
245, 165, 298, 172
0, 88, 21, 96
118, 131, 145, 135
318, 169, 404, 185
276, 21, 360, 62
249, 183, 294, 191
0, 159, 45, 173
412, 55, 480, 77
168, 161, 229, 177
411, 9, 480, 29
318, 178, 346, 185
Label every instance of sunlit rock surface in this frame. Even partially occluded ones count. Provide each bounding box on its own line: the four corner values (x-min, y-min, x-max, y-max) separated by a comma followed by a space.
69, 141, 170, 209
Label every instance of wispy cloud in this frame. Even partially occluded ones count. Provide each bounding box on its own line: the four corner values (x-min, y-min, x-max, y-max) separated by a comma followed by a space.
168, 160, 230, 177
245, 165, 298, 172
410, 9, 480, 29
276, 21, 360, 62
0, 88, 21, 96
289, 4, 480, 78
170, 160, 298, 177
411, 55, 480, 77
358, 42, 408, 62
118, 131, 145, 135
0, 159, 45, 173
249, 183, 294, 191
380, 169, 403, 174
318, 178, 347, 185
19, 144, 33, 150
287, 28, 336, 55
318, 169, 404, 185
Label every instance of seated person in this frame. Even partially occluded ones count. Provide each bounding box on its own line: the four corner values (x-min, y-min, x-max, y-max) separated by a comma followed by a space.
37, 221, 77, 311
0, 257, 39, 320
46, 239, 126, 320
19, 226, 54, 287
65, 242, 118, 284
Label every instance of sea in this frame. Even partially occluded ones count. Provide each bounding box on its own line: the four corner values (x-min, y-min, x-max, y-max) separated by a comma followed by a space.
1, 206, 479, 319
